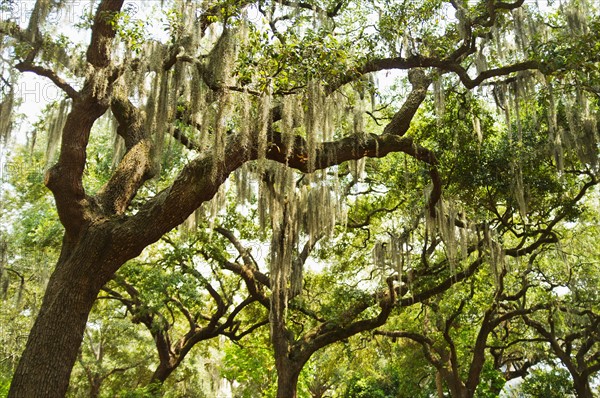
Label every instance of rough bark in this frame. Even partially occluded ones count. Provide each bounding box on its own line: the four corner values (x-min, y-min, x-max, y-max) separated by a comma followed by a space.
9, 226, 117, 397
275, 359, 302, 398
573, 376, 594, 398
441, 370, 469, 398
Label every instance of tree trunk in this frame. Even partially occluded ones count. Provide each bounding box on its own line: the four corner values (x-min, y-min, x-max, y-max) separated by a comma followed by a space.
449, 385, 472, 398
89, 375, 101, 398
9, 266, 98, 397
573, 375, 593, 398
275, 360, 301, 398
435, 371, 444, 398
149, 362, 176, 386
440, 370, 471, 398
9, 230, 119, 398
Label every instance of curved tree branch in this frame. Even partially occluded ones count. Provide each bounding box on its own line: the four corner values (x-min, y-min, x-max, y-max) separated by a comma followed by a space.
14, 62, 78, 99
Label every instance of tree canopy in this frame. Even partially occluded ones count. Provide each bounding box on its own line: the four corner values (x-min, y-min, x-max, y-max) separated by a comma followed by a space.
0, 0, 599, 397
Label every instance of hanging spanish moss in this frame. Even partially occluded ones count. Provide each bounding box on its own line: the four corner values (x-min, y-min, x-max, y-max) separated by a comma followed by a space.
458, 211, 469, 261
171, 56, 188, 101
144, 70, 161, 135
180, 211, 197, 235
352, 89, 365, 136
472, 115, 482, 145
372, 228, 416, 297
0, 88, 14, 144
107, 112, 124, 169
235, 90, 252, 152
181, 175, 231, 236
206, 26, 239, 88
86, 65, 112, 101
425, 198, 478, 274
474, 49, 488, 76
329, 92, 350, 159
156, 70, 174, 168
208, 180, 228, 228
281, 94, 299, 162
306, 81, 326, 172
455, 6, 469, 41
491, 24, 504, 64
119, 42, 163, 101
258, 169, 271, 236
433, 75, 444, 123
233, 163, 252, 206
389, 234, 405, 285
176, 0, 202, 52
301, 171, 344, 242
512, 8, 529, 53
349, 157, 366, 183
257, 88, 273, 165
372, 241, 386, 270
503, 91, 513, 144
259, 154, 348, 315
210, 90, 232, 181
189, 66, 207, 132
554, 239, 571, 277
438, 200, 458, 271
322, 94, 340, 143
510, 83, 523, 144
25, 0, 52, 42
545, 80, 562, 171
512, 164, 528, 221
268, 166, 298, 322
45, 99, 70, 168
180, 205, 205, 236
483, 225, 505, 287
562, 0, 589, 35
400, 30, 412, 58
579, 114, 599, 169
565, 90, 600, 168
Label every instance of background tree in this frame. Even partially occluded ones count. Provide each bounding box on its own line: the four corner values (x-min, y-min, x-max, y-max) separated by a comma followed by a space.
100, 230, 269, 391
0, 145, 61, 393
520, 207, 600, 398
375, 265, 541, 398
67, 302, 154, 398
517, 365, 577, 398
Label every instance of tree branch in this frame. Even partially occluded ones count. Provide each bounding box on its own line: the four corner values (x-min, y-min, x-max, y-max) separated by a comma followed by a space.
96, 96, 155, 214
44, 0, 125, 237
14, 62, 78, 99
86, 0, 124, 68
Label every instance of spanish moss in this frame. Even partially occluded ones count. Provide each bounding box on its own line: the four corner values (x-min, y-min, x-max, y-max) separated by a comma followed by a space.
45, 99, 70, 168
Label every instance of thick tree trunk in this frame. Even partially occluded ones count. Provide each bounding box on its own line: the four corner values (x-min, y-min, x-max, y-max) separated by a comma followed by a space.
440, 371, 471, 398
448, 384, 471, 398
573, 376, 593, 398
149, 362, 176, 386
275, 360, 301, 398
449, 385, 472, 398
8, 229, 119, 398
9, 266, 98, 397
